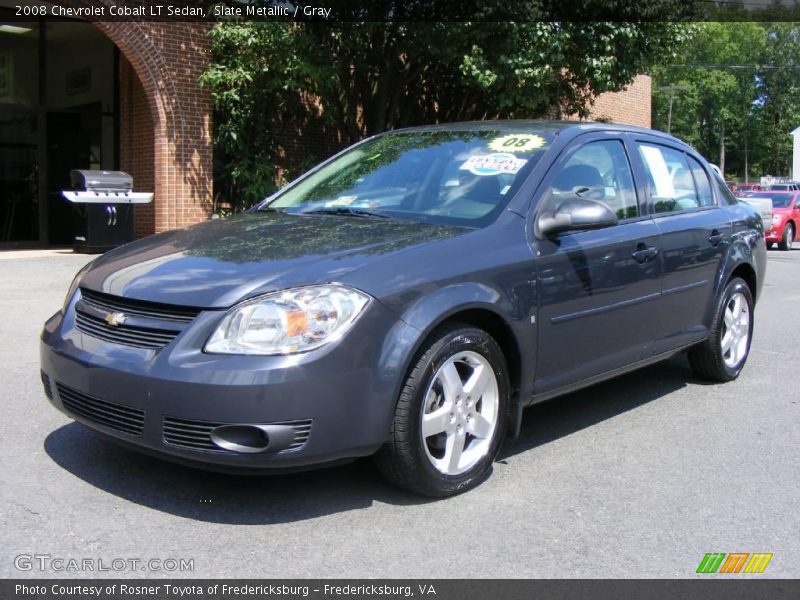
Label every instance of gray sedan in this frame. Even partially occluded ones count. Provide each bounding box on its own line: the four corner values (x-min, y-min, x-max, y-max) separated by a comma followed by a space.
41, 121, 766, 496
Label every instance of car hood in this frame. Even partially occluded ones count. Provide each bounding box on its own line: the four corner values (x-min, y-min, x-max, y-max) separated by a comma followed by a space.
80, 212, 467, 308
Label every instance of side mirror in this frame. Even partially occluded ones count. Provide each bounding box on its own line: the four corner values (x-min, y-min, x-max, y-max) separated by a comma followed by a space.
538, 197, 619, 237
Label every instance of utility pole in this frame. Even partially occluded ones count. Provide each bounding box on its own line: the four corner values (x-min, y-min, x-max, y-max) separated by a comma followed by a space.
659, 85, 687, 134
744, 126, 749, 184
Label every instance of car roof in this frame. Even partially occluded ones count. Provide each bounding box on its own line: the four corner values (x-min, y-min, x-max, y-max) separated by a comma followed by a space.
383, 119, 689, 146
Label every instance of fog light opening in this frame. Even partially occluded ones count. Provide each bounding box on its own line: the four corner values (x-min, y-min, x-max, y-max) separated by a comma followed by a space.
210, 425, 271, 453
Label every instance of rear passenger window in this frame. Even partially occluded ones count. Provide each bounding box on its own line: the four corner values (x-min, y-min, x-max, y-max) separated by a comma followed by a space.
713, 173, 740, 206
638, 143, 708, 213
546, 139, 639, 220
687, 156, 715, 207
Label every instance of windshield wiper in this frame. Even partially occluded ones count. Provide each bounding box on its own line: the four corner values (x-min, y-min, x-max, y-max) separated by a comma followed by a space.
300, 206, 392, 219
256, 206, 285, 213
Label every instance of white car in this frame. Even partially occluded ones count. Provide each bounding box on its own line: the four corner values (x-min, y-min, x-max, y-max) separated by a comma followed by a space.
708, 165, 772, 230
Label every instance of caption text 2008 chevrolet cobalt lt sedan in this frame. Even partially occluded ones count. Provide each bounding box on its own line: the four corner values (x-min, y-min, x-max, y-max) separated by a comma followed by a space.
41, 122, 766, 496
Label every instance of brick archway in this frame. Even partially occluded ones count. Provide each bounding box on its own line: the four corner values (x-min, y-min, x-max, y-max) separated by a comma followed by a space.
92, 22, 213, 235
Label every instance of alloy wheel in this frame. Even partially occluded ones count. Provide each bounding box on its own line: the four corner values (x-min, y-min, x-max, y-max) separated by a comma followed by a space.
421, 351, 499, 476
721, 292, 750, 368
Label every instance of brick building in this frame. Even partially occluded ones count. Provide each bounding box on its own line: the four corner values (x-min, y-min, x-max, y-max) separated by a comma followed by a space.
0, 15, 651, 247
579, 74, 652, 128
0, 12, 213, 245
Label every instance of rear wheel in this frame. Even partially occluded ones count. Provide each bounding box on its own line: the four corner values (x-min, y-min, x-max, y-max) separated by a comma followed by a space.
689, 277, 753, 382
779, 223, 794, 250
375, 324, 509, 497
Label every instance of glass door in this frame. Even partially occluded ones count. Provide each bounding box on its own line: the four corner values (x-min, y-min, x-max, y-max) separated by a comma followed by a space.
0, 16, 40, 243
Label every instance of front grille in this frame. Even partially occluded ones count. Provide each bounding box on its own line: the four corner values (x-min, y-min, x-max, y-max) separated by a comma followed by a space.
80, 288, 202, 323
41, 371, 53, 400
74, 288, 203, 350
56, 382, 145, 436
75, 311, 179, 349
163, 416, 313, 453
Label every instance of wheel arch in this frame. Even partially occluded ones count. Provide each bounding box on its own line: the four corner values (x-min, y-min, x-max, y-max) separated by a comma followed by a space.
430, 308, 523, 401
415, 306, 526, 439
380, 295, 530, 439
729, 262, 758, 303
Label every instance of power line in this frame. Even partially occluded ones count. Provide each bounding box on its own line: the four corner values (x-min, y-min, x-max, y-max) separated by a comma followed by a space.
668, 64, 800, 69
696, 0, 800, 7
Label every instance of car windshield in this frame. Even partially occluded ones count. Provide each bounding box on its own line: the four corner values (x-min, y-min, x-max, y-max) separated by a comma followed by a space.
265, 129, 555, 227
749, 192, 794, 208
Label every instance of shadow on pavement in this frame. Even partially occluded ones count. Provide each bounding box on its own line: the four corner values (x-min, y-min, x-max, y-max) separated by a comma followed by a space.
501, 354, 693, 460
45, 355, 695, 523
44, 424, 425, 524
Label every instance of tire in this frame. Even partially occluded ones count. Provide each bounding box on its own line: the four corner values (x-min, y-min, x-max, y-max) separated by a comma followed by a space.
689, 277, 754, 382
375, 323, 510, 497
779, 223, 794, 251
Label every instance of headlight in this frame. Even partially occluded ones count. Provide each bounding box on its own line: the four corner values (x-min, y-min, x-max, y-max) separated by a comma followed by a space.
204, 285, 370, 355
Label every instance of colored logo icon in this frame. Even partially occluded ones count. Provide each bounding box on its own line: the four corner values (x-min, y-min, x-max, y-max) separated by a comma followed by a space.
696, 552, 773, 574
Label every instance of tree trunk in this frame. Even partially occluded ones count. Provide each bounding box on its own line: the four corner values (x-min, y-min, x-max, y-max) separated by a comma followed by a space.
719, 120, 725, 177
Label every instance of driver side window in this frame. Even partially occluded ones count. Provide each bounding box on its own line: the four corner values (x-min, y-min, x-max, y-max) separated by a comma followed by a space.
545, 139, 639, 220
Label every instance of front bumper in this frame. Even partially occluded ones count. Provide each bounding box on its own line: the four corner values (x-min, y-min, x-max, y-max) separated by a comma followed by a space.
40, 294, 402, 472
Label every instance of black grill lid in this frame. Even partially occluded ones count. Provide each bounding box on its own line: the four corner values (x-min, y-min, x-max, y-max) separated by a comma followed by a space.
70, 169, 133, 192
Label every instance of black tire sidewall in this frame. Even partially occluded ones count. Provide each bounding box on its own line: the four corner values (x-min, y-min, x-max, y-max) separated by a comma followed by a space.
714, 278, 754, 379
407, 327, 510, 496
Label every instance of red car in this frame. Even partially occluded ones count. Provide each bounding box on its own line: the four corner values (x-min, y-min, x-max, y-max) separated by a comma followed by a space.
749, 191, 800, 250
733, 183, 762, 196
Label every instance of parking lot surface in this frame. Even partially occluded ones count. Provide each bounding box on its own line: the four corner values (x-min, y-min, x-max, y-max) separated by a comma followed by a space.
1, 247, 798, 578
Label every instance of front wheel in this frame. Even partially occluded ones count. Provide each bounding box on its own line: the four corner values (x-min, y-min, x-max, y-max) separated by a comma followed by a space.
779, 223, 794, 251
375, 324, 509, 497
689, 277, 754, 382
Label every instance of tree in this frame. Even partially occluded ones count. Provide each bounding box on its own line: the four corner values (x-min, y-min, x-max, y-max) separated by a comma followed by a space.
201, 17, 688, 210
757, 23, 800, 176
652, 22, 766, 178
652, 21, 800, 181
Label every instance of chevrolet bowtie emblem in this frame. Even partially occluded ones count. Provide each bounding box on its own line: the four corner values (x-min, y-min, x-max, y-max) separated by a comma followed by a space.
104, 312, 127, 327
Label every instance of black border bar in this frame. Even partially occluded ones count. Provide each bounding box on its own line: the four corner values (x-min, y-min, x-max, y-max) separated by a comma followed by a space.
5, 0, 800, 23
4, 580, 800, 600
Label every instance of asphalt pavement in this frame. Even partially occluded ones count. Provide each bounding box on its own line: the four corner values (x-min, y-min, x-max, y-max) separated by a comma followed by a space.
1, 245, 797, 578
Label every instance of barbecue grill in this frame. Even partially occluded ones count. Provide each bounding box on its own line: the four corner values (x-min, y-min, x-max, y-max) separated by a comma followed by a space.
62, 170, 153, 253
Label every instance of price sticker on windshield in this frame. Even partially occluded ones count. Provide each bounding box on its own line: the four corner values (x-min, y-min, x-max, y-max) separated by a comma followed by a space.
488, 133, 547, 153
460, 153, 527, 176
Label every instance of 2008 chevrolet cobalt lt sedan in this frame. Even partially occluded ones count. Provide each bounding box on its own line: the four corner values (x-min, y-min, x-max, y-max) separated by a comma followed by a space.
41, 121, 766, 497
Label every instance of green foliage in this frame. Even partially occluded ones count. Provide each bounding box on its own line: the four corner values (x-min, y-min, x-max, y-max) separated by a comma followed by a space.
652, 22, 800, 180
202, 19, 687, 210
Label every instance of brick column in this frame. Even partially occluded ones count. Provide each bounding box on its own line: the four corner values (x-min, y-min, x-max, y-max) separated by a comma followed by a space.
94, 21, 213, 236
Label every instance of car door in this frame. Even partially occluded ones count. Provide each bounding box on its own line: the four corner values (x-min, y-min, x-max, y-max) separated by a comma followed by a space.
631, 139, 732, 351
793, 192, 800, 227
532, 135, 663, 395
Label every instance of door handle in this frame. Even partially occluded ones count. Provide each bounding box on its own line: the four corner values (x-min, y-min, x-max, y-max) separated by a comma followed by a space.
106, 206, 113, 226
632, 244, 658, 263
112, 206, 117, 226
708, 229, 724, 245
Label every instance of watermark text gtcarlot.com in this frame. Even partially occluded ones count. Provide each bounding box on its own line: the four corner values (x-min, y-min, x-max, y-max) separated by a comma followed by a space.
14, 554, 194, 573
